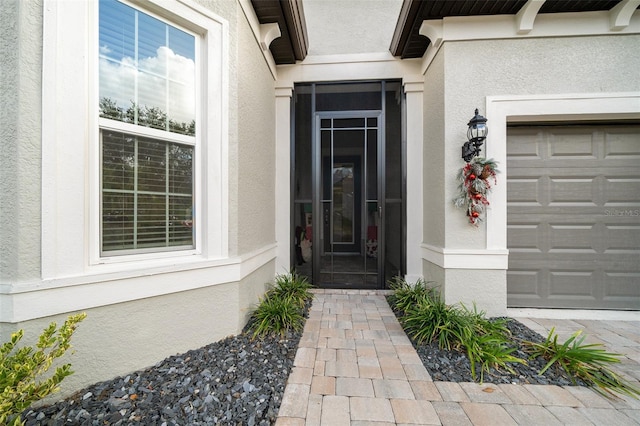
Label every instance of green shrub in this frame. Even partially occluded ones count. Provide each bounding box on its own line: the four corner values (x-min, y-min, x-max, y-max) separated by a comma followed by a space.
0, 313, 86, 426
247, 272, 313, 338
457, 308, 524, 381
248, 293, 305, 338
271, 271, 312, 309
387, 276, 437, 315
390, 277, 525, 382
400, 291, 457, 348
524, 328, 640, 399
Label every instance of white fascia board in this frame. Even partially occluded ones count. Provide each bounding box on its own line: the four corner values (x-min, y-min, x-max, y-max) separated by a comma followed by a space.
422, 244, 509, 270
441, 11, 640, 41
1, 243, 277, 323
277, 53, 421, 84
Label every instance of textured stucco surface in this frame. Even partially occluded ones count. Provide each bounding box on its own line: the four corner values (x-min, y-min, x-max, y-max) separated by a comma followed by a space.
443, 268, 507, 317
440, 34, 640, 250
10, 262, 273, 401
422, 51, 445, 248
302, 0, 403, 56
0, 0, 43, 283
423, 260, 506, 317
422, 34, 640, 313
422, 259, 445, 290
236, 10, 276, 255
0, 0, 279, 401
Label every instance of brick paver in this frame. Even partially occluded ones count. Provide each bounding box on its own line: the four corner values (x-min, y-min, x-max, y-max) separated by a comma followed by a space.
277, 290, 640, 425
502, 404, 563, 425
459, 382, 511, 404
390, 399, 440, 424
461, 402, 517, 425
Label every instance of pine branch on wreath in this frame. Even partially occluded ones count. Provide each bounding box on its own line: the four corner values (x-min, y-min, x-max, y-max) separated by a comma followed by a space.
452, 157, 500, 226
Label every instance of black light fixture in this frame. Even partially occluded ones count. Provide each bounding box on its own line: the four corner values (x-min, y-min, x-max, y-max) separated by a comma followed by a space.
461, 108, 488, 163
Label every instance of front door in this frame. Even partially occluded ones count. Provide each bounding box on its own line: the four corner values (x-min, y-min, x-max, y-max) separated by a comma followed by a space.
292, 81, 405, 289
314, 112, 383, 288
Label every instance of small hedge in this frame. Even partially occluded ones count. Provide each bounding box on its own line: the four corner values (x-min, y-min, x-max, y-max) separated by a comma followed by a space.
246, 272, 312, 339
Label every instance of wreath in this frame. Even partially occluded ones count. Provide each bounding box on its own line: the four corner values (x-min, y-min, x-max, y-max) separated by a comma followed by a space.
453, 157, 499, 225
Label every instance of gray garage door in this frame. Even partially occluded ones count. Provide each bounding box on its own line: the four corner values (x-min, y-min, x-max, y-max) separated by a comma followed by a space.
507, 124, 640, 310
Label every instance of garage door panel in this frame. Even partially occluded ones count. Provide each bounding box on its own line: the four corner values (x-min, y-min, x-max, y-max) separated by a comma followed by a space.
604, 272, 640, 299
548, 177, 598, 205
548, 224, 597, 253
507, 124, 640, 310
605, 128, 640, 159
507, 270, 542, 297
506, 129, 543, 158
549, 270, 596, 297
604, 225, 640, 252
507, 177, 542, 205
507, 224, 541, 251
548, 130, 597, 159
603, 177, 640, 205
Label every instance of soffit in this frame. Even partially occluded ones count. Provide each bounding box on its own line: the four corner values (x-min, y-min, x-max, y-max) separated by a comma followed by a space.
390, 0, 625, 58
251, 0, 308, 64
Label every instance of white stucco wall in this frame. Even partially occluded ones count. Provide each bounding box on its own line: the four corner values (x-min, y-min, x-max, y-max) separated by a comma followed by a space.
236, 11, 277, 255
0, 0, 279, 399
0, 0, 43, 284
423, 33, 640, 316
422, 51, 445, 249
442, 34, 640, 250
3, 263, 273, 400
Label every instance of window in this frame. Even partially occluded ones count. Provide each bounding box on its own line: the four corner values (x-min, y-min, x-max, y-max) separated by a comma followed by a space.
98, 0, 197, 255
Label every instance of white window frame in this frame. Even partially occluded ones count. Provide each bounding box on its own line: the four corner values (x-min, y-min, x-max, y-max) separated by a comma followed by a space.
90, 0, 227, 266
97, 0, 199, 258
42, 0, 228, 280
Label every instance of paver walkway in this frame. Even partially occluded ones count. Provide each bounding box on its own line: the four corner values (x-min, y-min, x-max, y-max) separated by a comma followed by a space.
276, 289, 640, 425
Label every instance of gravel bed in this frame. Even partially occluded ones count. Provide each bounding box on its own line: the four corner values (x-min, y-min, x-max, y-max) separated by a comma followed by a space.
411, 317, 588, 386
22, 329, 303, 426
22, 297, 588, 425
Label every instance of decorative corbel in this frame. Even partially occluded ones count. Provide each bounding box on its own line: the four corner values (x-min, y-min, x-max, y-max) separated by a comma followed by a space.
515, 0, 546, 34
260, 22, 281, 51
418, 20, 443, 49
610, 0, 640, 31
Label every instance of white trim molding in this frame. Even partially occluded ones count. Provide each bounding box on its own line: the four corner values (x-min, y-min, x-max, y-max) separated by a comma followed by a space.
403, 76, 424, 283
422, 244, 509, 270
1, 243, 277, 323
238, 0, 278, 78
420, 9, 640, 75
275, 82, 294, 273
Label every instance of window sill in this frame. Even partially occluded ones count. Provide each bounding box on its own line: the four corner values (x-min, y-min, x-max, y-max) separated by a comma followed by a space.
0, 243, 276, 323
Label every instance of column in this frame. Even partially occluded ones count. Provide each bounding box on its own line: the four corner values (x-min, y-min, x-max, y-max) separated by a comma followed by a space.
275, 82, 294, 273
403, 77, 424, 284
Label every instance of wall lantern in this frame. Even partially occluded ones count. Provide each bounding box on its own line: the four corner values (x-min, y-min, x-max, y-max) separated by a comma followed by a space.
461, 108, 488, 163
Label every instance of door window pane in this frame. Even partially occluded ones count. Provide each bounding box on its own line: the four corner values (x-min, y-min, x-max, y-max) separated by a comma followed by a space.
316, 82, 382, 111
332, 163, 354, 243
